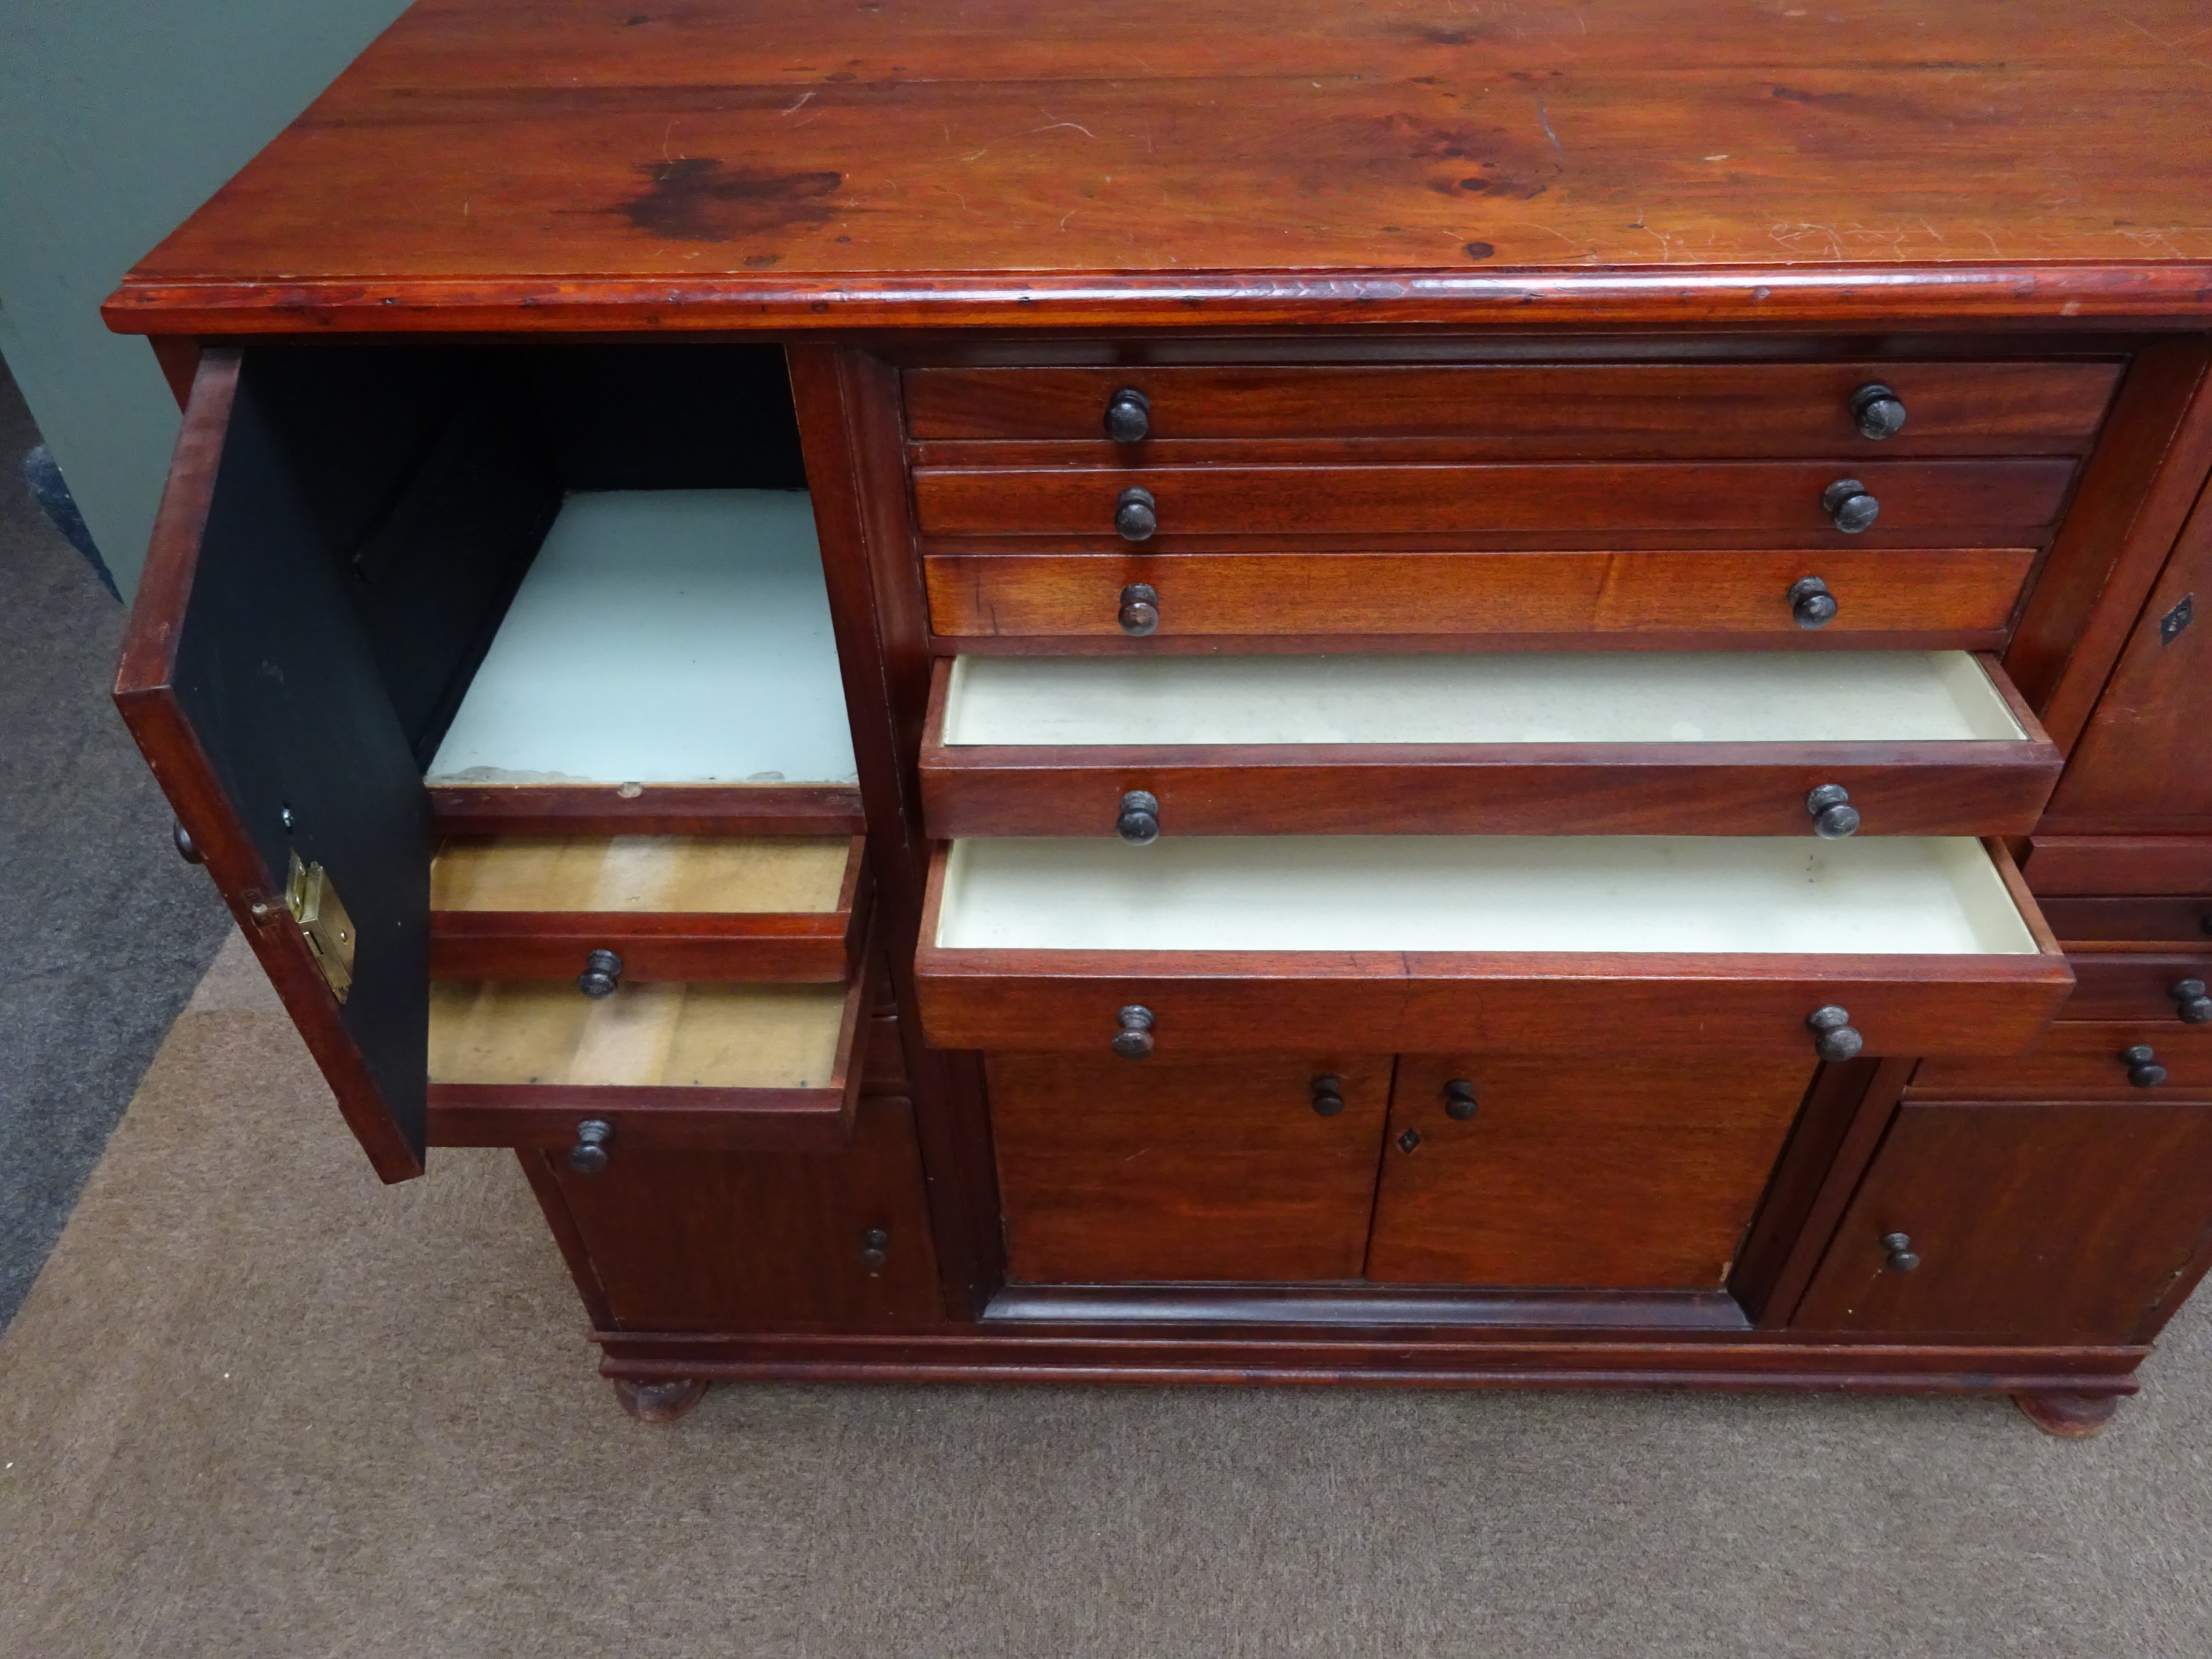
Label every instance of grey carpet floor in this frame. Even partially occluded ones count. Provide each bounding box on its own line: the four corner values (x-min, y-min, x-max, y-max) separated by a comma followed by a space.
0, 358, 231, 1329
0, 933, 2207, 1657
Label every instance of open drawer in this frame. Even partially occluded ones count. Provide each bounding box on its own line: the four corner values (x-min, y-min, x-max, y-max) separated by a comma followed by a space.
920, 651, 2061, 838
430, 834, 868, 982
426, 928, 880, 1156
915, 836, 2073, 1059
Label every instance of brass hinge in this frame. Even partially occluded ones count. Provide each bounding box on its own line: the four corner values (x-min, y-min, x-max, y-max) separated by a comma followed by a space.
286, 850, 357, 1002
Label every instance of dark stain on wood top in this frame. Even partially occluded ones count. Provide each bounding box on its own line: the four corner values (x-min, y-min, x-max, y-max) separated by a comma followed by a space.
103, 0, 2212, 331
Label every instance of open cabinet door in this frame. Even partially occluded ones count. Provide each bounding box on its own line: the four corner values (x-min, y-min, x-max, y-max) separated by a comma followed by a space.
116, 350, 432, 1181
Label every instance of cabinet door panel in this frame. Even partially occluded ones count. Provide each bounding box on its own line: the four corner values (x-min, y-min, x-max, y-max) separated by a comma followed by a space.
543, 1096, 942, 1330
988, 1053, 1392, 1282
1368, 1057, 1814, 1289
1792, 1100, 2212, 1339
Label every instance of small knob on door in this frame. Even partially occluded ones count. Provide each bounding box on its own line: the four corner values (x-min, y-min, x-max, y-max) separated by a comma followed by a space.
1115, 486, 1158, 541
1104, 387, 1151, 443
1823, 478, 1881, 534
1111, 1004, 1156, 1060
859, 1227, 891, 1273
1807, 783, 1862, 839
1117, 789, 1161, 845
568, 1119, 614, 1175
1788, 575, 1839, 630
1808, 1005, 1864, 1062
2172, 979, 2212, 1024
578, 949, 624, 999
1118, 582, 1161, 637
2122, 1044, 2168, 1088
173, 822, 203, 864
1443, 1079, 1479, 1121
1310, 1075, 1346, 1117
1880, 1231, 1921, 1272
1850, 383, 1909, 441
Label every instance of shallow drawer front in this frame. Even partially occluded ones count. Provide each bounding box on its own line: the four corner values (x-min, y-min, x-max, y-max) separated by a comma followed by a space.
2040, 895, 2212, 943
913, 460, 2074, 540
1791, 1099, 2212, 1341
921, 651, 2060, 839
1367, 1057, 1814, 1289
1908, 1020, 2212, 1101
903, 363, 2122, 450
540, 1094, 943, 1331
426, 965, 872, 1154
917, 836, 2072, 1060
988, 1053, 1391, 1282
924, 548, 2034, 645
2059, 953, 2212, 1022
430, 834, 866, 982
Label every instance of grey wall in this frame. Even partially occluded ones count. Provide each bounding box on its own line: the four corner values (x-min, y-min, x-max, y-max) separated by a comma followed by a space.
0, 0, 411, 601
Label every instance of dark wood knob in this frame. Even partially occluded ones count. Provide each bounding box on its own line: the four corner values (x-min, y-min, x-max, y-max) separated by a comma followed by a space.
578, 948, 624, 999
1823, 478, 1880, 534
859, 1227, 890, 1273
1851, 383, 1908, 441
1104, 387, 1151, 443
568, 1119, 613, 1174
2173, 979, 2212, 1024
1808, 1005, 1864, 1062
1443, 1079, 1479, 1121
1111, 1004, 1156, 1060
1788, 575, 1838, 629
1115, 486, 1158, 541
1880, 1230, 1921, 1272
1118, 582, 1160, 636
1117, 789, 1161, 845
2122, 1044, 2168, 1087
1807, 783, 1861, 839
1310, 1075, 1346, 1117
173, 822, 203, 864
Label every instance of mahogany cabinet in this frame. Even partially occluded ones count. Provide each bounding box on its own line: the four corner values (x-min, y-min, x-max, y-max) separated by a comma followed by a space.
96, 0, 2212, 1430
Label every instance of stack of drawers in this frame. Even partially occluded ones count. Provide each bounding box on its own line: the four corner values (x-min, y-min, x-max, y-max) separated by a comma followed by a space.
896, 352, 2124, 1297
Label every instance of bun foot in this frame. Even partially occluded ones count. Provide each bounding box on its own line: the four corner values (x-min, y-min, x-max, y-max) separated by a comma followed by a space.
2011, 1390, 2121, 1439
612, 1375, 708, 1423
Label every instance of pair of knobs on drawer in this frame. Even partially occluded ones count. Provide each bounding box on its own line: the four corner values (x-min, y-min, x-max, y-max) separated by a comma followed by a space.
1117, 1007, 1869, 1064
1113, 786, 1856, 840
1102, 383, 1908, 444
1124, 577, 1849, 635
1116, 480, 1878, 543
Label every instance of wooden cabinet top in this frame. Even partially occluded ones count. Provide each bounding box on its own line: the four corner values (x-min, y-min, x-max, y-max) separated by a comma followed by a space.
105, 0, 2212, 334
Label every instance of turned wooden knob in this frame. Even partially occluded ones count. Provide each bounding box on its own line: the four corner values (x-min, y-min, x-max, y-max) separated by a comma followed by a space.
1443, 1079, 1479, 1121
2122, 1044, 2168, 1087
1851, 383, 1908, 441
1880, 1230, 1921, 1272
1118, 582, 1160, 636
1111, 1004, 1156, 1059
578, 948, 624, 999
1104, 387, 1151, 443
1823, 478, 1880, 534
568, 1119, 613, 1174
1807, 783, 1861, 839
2173, 979, 2212, 1024
1115, 486, 1158, 541
1310, 1075, 1346, 1117
1788, 575, 1838, 629
1808, 1005, 1864, 1062
1117, 789, 1161, 844
173, 822, 203, 864
859, 1227, 890, 1273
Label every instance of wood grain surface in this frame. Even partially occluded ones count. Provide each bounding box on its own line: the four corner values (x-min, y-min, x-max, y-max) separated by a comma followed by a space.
102, 0, 2212, 332
1367, 1056, 1814, 1289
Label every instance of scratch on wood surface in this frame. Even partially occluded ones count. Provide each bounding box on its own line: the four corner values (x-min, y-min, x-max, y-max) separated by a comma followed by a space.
782, 91, 815, 116
1028, 112, 1098, 138
1535, 96, 1564, 150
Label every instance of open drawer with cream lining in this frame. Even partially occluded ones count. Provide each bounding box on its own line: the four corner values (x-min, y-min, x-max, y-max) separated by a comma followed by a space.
915, 835, 2073, 1061
920, 652, 2062, 838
